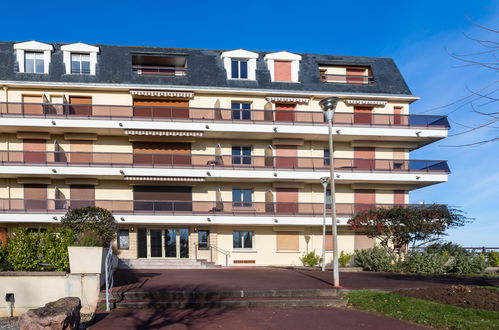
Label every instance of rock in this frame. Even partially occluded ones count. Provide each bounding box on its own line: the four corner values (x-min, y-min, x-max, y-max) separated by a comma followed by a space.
18, 297, 81, 330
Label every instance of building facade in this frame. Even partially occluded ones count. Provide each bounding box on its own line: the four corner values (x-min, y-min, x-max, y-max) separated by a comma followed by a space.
0, 41, 450, 266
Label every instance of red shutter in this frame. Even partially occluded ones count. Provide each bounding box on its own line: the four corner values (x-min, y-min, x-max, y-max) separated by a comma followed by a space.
275, 103, 296, 122
275, 145, 298, 168
353, 147, 375, 170
274, 61, 292, 81
70, 185, 95, 208
24, 184, 47, 210
133, 142, 191, 165
354, 189, 375, 213
394, 190, 405, 205
276, 188, 298, 214
394, 107, 402, 125
353, 106, 373, 124
23, 139, 46, 163
69, 96, 92, 116
133, 99, 190, 119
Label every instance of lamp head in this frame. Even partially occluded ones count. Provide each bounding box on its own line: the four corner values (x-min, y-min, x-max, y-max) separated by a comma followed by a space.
319, 97, 340, 113
320, 176, 330, 187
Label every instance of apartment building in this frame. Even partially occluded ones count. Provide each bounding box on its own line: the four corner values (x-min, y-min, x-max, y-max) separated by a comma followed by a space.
0, 41, 450, 266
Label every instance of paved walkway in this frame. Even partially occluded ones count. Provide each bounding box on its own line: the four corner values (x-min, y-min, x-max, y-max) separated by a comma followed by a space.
90, 307, 426, 330
111, 267, 499, 292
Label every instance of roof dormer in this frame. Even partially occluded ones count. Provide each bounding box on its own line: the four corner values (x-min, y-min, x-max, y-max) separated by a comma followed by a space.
220, 49, 258, 80
264, 51, 301, 83
13, 40, 53, 74
61, 42, 100, 75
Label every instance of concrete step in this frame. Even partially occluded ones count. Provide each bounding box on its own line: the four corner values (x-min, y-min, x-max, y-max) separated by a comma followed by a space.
114, 297, 347, 309
118, 258, 221, 269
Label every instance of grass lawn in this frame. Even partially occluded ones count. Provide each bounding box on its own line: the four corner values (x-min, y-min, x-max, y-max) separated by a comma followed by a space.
347, 290, 499, 330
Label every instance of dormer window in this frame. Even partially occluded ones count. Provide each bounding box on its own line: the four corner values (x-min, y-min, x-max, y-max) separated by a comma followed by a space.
25, 52, 45, 73
231, 60, 248, 79
71, 54, 91, 74
132, 54, 187, 76
264, 51, 301, 83
61, 42, 99, 75
14, 41, 53, 74
221, 49, 258, 80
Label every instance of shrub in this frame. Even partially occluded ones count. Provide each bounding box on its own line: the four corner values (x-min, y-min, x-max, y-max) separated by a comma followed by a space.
0, 242, 7, 266
402, 251, 448, 274
74, 230, 102, 247
5, 228, 40, 271
448, 254, 487, 274
339, 251, 353, 267
487, 251, 499, 267
61, 206, 118, 247
425, 242, 469, 258
300, 251, 321, 267
354, 246, 398, 272
39, 228, 74, 272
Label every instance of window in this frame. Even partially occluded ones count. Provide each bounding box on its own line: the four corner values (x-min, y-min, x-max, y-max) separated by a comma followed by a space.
232, 188, 252, 207
71, 54, 91, 74
326, 189, 332, 209
233, 231, 253, 249
324, 148, 330, 166
231, 102, 251, 120
117, 229, 130, 250
198, 230, 209, 250
232, 146, 252, 165
276, 231, 299, 251
231, 60, 248, 79
25, 52, 44, 73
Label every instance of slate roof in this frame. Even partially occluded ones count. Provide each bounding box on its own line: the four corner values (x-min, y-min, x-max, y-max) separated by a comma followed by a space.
0, 42, 413, 96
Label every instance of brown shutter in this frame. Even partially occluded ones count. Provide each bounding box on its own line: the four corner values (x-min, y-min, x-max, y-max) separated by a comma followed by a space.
275, 145, 297, 168
22, 96, 44, 115
23, 139, 46, 163
69, 96, 92, 116
274, 61, 292, 81
24, 184, 47, 210
354, 235, 375, 250
132, 142, 191, 165
354, 189, 375, 213
133, 186, 192, 211
70, 185, 95, 208
133, 99, 189, 119
346, 68, 367, 84
353, 147, 375, 170
276, 231, 299, 251
394, 190, 405, 205
394, 106, 402, 125
325, 231, 333, 251
275, 103, 296, 122
353, 106, 373, 125
276, 188, 298, 213
70, 140, 93, 164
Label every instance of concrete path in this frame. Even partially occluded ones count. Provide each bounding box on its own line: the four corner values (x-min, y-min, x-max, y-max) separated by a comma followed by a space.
90, 307, 426, 330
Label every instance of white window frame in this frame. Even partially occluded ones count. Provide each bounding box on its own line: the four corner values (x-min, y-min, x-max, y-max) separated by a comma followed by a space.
233, 231, 254, 249
14, 41, 53, 74
61, 43, 100, 75
70, 53, 91, 74
25, 52, 45, 73
264, 51, 302, 82
221, 49, 258, 80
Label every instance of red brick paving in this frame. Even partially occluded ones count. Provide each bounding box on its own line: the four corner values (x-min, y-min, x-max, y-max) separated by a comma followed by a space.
90, 307, 426, 330
111, 267, 499, 292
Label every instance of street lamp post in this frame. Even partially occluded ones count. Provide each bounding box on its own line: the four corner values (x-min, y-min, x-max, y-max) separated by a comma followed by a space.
319, 96, 340, 287
320, 176, 329, 272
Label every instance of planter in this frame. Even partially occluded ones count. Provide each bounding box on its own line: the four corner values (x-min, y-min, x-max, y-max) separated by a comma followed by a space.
68, 246, 107, 274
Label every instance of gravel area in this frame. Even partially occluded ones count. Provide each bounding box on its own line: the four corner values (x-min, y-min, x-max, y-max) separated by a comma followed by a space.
0, 317, 18, 330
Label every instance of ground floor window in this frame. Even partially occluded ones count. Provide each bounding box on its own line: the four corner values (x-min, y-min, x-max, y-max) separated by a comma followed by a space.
276, 231, 299, 251
117, 229, 130, 250
233, 231, 253, 249
198, 230, 209, 250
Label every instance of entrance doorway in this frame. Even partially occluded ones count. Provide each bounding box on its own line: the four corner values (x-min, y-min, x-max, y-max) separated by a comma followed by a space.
137, 228, 189, 258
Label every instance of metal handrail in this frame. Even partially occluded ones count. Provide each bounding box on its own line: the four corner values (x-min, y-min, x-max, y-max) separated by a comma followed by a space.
0, 151, 450, 173
132, 65, 187, 76
0, 102, 450, 128
320, 73, 375, 84
104, 241, 116, 311
194, 242, 230, 267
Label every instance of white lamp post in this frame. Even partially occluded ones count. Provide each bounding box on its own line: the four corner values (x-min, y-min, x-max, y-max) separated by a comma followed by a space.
319, 96, 340, 287
320, 176, 330, 272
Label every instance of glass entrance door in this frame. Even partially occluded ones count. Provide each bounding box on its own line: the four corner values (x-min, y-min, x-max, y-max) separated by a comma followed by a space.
137, 228, 189, 258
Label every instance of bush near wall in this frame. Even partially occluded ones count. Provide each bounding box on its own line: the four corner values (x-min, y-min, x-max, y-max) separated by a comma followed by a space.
3, 228, 74, 272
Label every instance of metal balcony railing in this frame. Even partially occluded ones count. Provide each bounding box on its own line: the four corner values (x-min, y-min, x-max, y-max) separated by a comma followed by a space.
0, 199, 438, 216
0, 151, 450, 173
0, 102, 450, 128
132, 65, 187, 76
320, 73, 375, 84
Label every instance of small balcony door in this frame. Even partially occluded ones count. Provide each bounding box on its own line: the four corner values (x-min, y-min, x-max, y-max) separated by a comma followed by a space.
353, 106, 373, 125
275, 103, 296, 122
353, 147, 375, 170
354, 189, 375, 213
276, 188, 299, 214
23, 139, 47, 163
275, 145, 298, 168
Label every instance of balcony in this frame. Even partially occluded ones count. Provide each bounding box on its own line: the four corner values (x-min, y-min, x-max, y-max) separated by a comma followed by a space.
0, 102, 450, 129
132, 65, 187, 76
0, 151, 451, 173
0, 199, 435, 217
132, 54, 187, 76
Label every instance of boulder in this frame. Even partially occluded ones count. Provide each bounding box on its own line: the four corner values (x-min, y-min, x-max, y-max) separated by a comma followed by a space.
19, 297, 81, 330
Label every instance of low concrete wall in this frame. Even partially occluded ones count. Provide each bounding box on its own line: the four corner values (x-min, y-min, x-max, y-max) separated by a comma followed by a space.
0, 271, 100, 317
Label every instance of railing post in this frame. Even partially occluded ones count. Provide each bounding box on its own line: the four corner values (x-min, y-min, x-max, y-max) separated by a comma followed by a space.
225, 254, 228, 267
195, 243, 198, 260
210, 247, 213, 262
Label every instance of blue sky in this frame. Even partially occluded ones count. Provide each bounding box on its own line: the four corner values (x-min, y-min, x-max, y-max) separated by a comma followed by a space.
1, 1, 497, 245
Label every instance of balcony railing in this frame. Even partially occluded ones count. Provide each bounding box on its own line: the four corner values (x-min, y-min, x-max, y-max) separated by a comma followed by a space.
0, 151, 450, 173
320, 73, 375, 84
0, 199, 436, 216
0, 102, 450, 129
132, 65, 187, 76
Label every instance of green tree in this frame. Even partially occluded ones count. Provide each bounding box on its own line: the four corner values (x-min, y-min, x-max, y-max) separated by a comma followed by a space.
6, 228, 40, 271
